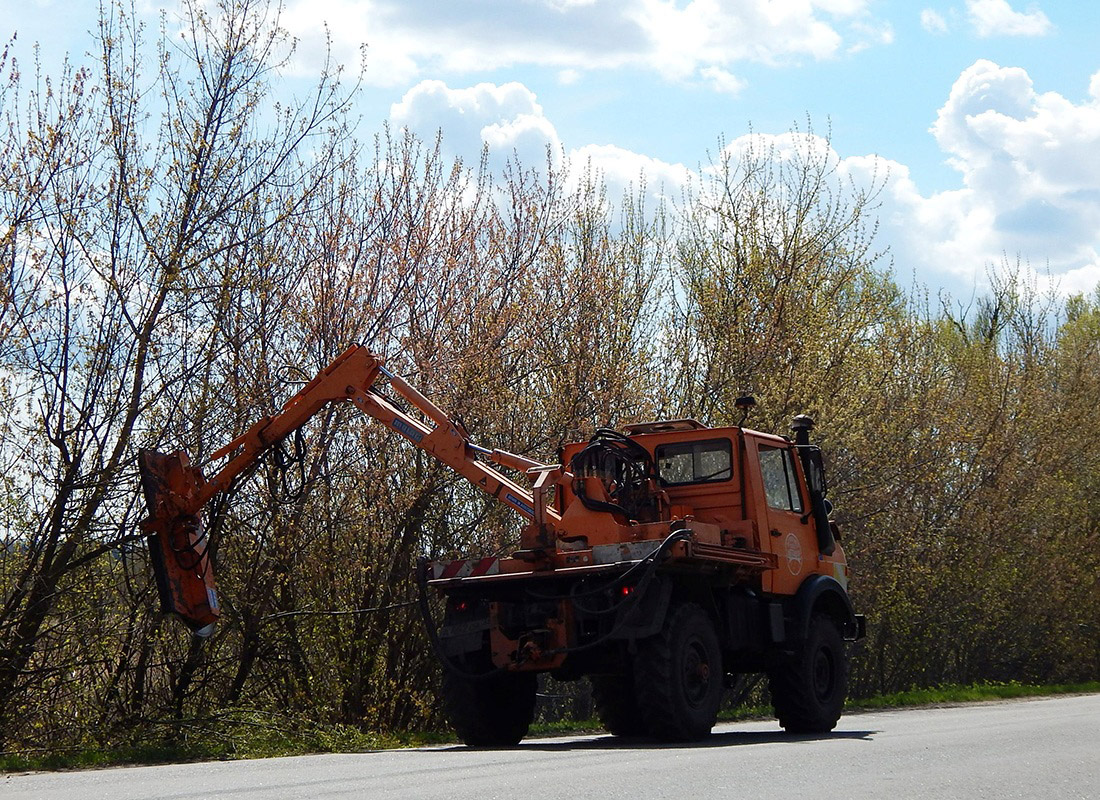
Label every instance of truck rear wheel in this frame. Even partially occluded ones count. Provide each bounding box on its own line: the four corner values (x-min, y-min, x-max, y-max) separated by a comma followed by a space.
633, 602, 723, 741
591, 674, 645, 737
768, 613, 848, 734
441, 664, 536, 747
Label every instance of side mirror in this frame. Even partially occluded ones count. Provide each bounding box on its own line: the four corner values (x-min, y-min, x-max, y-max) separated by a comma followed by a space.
805, 448, 827, 495
796, 445, 834, 556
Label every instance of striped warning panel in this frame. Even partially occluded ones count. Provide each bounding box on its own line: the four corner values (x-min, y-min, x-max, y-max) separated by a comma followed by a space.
431, 556, 500, 580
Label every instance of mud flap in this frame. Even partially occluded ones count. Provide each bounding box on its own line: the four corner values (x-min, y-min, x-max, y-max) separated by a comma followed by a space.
138, 449, 220, 636
610, 575, 672, 641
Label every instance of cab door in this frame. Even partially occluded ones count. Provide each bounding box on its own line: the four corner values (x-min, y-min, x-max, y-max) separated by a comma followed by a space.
746, 437, 815, 595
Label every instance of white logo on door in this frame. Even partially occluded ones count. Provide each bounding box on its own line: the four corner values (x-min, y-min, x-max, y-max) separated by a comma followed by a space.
785, 533, 803, 575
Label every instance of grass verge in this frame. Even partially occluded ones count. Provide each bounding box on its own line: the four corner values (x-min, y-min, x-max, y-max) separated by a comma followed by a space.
847, 679, 1100, 710
3, 680, 1097, 772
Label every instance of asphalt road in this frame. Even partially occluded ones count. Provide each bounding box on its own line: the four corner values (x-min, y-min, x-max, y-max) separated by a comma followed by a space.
5, 693, 1098, 800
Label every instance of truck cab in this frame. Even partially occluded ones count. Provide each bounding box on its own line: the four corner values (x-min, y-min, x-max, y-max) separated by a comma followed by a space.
557, 419, 848, 596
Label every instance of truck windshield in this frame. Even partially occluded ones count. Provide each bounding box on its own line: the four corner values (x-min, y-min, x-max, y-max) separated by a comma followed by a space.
656, 439, 732, 486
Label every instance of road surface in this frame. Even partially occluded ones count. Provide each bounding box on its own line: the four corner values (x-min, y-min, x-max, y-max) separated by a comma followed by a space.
5, 693, 1098, 799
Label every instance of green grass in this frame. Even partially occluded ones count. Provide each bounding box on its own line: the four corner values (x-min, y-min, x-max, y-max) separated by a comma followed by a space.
528, 679, 1100, 735
0, 712, 454, 774
848, 679, 1100, 710
3, 680, 1098, 772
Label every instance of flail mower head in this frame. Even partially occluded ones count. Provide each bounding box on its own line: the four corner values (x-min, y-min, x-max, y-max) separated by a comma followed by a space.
138, 449, 220, 636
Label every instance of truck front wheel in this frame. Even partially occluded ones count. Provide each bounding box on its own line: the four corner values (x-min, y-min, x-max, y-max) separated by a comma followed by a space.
441, 663, 536, 747
768, 613, 848, 733
633, 602, 723, 741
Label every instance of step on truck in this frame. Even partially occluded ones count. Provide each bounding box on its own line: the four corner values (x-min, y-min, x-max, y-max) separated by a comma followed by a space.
138, 345, 865, 745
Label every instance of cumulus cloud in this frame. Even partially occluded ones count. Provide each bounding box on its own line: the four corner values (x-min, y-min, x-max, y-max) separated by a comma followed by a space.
865, 60, 1100, 293
281, 0, 886, 88
571, 143, 693, 206
390, 81, 562, 173
683, 61, 1100, 295
390, 80, 690, 212
931, 61, 1100, 197
966, 0, 1053, 38
391, 62, 1100, 298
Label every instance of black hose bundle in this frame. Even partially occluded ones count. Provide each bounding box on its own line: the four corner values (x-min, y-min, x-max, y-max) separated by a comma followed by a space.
568, 428, 658, 521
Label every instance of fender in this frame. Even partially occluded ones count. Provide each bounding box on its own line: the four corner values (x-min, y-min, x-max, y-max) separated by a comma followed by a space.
611, 575, 673, 641
792, 574, 865, 642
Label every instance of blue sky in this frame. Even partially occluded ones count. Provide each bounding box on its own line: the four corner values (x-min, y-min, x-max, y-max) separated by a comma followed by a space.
8, 0, 1100, 299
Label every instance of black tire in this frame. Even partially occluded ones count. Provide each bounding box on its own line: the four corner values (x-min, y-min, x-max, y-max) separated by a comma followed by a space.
441, 663, 537, 747
633, 602, 723, 741
591, 674, 646, 737
768, 613, 849, 733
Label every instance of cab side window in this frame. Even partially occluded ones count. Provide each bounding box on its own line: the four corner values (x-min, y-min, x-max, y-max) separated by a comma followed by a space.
758, 446, 804, 513
657, 439, 732, 486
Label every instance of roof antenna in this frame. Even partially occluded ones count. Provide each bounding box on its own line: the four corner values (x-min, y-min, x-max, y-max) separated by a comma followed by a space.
734, 395, 756, 426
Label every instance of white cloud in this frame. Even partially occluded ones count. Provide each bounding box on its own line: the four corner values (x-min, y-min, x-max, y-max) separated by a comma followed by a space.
389, 79, 691, 210
280, 0, 417, 85
557, 69, 582, 86
391, 65, 1100, 297
862, 60, 1100, 294
931, 60, 1100, 195
280, 0, 886, 88
390, 81, 562, 174
635, 0, 846, 77
966, 0, 1053, 38
846, 19, 895, 53
700, 66, 747, 96
570, 143, 692, 204
920, 9, 950, 34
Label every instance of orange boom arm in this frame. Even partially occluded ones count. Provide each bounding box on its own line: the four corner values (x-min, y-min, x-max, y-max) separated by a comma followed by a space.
138, 345, 555, 634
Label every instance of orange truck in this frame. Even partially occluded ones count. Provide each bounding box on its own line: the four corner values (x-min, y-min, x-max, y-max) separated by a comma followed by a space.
139, 345, 865, 745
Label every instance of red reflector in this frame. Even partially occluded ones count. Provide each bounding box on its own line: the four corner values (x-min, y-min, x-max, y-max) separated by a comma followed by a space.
454, 600, 469, 612
620, 586, 633, 597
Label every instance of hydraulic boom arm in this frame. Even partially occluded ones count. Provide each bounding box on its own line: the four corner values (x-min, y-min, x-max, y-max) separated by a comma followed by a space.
138, 345, 556, 634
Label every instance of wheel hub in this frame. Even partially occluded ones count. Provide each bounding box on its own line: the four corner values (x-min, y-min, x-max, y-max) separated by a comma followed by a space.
683, 639, 712, 707
812, 648, 835, 701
